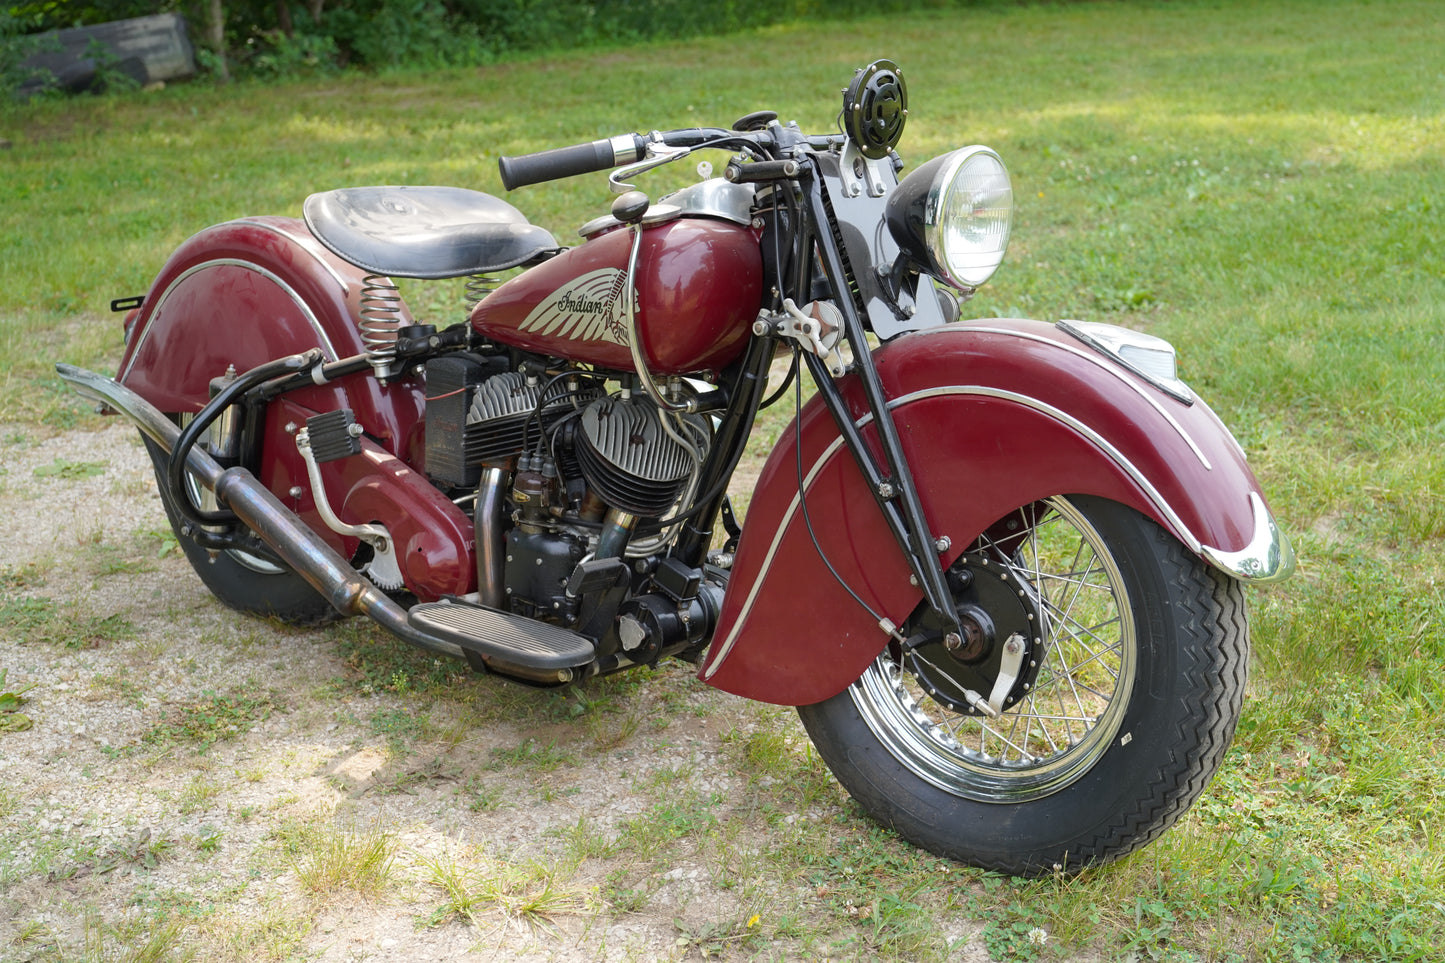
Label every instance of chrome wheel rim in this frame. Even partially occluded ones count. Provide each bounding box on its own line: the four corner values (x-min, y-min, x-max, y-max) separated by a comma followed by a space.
850, 497, 1137, 802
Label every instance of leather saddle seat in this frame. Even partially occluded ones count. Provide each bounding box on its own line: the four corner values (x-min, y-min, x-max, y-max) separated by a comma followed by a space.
303, 186, 559, 280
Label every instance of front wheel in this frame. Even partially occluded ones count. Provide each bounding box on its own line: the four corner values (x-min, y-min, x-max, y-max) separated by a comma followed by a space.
797, 495, 1248, 875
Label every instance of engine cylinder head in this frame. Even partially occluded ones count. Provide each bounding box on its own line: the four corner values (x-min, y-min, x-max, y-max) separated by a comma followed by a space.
576, 395, 703, 517
465, 371, 599, 466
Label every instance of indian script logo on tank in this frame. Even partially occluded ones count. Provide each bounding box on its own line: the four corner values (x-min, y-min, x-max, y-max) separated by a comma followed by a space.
519, 269, 630, 347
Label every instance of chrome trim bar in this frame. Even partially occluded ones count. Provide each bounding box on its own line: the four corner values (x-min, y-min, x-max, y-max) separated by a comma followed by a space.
1200, 491, 1296, 583
701, 384, 1294, 680
118, 256, 341, 388
937, 324, 1215, 470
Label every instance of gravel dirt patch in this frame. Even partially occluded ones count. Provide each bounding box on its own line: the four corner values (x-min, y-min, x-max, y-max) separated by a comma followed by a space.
0, 421, 1003, 962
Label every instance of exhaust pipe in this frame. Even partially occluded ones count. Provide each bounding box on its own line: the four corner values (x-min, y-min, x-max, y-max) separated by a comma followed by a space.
56, 363, 467, 662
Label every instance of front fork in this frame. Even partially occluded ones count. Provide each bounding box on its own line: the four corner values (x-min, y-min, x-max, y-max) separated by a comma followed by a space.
793, 168, 967, 649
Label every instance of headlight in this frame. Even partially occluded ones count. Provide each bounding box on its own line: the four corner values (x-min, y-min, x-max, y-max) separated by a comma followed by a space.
885, 146, 1013, 291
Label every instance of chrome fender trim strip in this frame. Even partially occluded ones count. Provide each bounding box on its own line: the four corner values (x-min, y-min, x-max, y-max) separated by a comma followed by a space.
700, 431, 849, 679
934, 324, 1217, 470
120, 255, 342, 387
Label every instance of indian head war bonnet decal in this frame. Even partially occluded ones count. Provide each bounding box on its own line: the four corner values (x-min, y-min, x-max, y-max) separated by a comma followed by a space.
518, 268, 631, 347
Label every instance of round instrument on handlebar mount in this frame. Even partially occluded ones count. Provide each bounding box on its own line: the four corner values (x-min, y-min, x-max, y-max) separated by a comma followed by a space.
732, 110, 778, 132
843, 59, 907, 159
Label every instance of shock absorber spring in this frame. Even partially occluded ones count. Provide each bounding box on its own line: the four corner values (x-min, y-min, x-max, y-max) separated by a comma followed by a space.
465, 272, 501, 307
359, 273, 403, 373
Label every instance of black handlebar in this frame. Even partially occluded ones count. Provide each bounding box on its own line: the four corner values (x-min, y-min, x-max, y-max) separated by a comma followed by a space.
497, 127, 755, 190
498, 134, 648, 191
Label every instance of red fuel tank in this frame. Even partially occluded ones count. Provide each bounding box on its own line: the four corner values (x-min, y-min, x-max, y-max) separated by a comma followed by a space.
470, 217, 762, 376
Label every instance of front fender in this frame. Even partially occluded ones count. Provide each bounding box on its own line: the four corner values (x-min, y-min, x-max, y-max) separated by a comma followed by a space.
700, 317, 1292, 706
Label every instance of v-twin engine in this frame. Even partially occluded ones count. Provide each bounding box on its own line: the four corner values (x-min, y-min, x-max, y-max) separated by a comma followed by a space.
423, 354, 711, 623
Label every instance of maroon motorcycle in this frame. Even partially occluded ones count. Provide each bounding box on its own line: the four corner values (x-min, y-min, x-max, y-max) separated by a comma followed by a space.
59, 60, 1292, 875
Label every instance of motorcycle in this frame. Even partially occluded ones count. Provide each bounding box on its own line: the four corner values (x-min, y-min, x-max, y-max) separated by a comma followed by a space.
57, 60, 1293, 876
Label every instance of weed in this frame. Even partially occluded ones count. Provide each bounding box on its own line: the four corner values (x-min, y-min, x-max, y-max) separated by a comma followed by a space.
485, 737, 577, 773
178, 776, 224, 815
143, 693, 278, 753
584, 708, 641, 751
141, 526, 181, 559
31, 457, 106, 480
423, 848, 585, 929
673, 915, 766, 958
367, 705, 435, 755
371, 756, 461, 794
333, 622, 469, 697
52, 828, 177, 882
72, 914, 193, 963
554, 815, 615, 862
71, 612, 138, 648
193, 827, 223, 854
605, 882, 649, 913
0, 667, 37, 708
0, 560, 48, 590
289, 822, 396, 899
207, 900, 312, 962
614, 794, 719, 860
458, 774, 505, 812
0, 594, 56, 637
0, 594, 136, 648
981, 904, 1054, 963
0, 667, 35, 733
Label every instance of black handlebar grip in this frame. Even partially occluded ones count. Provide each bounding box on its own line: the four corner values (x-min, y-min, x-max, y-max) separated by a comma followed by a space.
724, 159, 800, 183
498, 135, 647, 190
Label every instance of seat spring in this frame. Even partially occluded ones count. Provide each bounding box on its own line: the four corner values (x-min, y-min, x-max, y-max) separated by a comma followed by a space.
465, 273, 500, 306
359, 274, 403, 365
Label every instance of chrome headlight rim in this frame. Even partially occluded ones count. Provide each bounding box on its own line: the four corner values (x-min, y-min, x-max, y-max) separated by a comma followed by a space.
924, 145, 1013, 291
878, 144, 1015, 296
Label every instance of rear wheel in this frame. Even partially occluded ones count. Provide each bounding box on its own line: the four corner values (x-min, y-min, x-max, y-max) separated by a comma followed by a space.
143, 432, 341, 627
797, 495, 1248, 875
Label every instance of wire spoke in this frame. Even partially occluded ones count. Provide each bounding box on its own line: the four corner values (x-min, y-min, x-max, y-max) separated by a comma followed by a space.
871, 497, 1134, 785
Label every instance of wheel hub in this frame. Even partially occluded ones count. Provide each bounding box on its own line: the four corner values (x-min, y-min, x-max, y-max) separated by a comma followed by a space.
905, 552, 1047, 715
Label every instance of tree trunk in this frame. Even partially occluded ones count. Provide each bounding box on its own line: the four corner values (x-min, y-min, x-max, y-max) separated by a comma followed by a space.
206, 0, 229, 81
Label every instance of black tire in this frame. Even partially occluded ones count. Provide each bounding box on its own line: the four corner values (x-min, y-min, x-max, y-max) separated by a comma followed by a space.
797, 495, 1248, 875
144, 434, 342, 627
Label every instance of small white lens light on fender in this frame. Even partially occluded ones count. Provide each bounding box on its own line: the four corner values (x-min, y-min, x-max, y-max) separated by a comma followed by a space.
1058, 319, 1194, 404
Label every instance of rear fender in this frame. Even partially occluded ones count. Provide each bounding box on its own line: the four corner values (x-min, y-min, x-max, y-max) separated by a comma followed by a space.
700, 317, 1291, 706
117, 216, 424, 463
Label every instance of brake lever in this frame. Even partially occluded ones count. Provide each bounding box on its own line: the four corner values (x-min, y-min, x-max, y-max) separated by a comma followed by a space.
609, 141, 692, 193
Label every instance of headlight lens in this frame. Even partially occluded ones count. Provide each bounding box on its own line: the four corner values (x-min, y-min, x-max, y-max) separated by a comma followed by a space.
887, 146, 1013, 291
